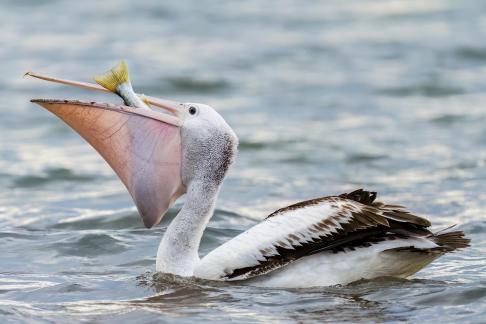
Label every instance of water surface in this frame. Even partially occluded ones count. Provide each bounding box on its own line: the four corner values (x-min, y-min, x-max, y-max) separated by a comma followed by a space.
0, 0, 485, 322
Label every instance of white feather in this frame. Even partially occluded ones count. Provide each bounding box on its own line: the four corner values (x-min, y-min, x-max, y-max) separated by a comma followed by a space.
250, 237, 438, 288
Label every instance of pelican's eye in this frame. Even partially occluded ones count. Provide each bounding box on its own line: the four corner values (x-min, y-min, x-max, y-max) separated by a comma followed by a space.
189, 106, 197, 115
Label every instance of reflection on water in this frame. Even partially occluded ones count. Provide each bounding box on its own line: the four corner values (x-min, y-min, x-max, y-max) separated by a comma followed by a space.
1, 0, 486, 322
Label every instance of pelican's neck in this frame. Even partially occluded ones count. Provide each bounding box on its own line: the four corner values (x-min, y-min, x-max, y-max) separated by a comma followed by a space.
156, 180, 220, 276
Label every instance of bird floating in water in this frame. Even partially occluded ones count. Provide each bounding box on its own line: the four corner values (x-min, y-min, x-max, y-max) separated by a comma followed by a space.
26, 61, 469, 287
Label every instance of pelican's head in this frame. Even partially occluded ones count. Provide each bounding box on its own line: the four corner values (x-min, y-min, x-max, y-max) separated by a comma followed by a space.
176, 103, 238, 187
31, 96, 237, 228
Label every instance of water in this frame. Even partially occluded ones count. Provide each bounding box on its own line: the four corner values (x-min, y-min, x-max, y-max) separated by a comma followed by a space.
1, 0, 485, 322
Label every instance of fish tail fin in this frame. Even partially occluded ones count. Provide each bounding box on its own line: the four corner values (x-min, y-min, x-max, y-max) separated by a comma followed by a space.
94, 60, 130, 93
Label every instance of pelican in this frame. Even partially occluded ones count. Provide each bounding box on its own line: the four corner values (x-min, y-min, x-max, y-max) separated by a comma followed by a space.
26, 62, 469, 288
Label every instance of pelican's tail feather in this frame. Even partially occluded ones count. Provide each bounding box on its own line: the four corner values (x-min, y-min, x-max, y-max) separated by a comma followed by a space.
432, 230, 470, 251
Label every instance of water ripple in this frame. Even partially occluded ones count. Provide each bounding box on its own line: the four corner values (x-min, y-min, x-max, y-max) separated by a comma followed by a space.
1, 0, 485, 322
12, 168, 95, 188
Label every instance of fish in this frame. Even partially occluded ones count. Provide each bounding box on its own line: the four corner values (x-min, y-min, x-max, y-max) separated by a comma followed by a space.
94, 60, 151, 110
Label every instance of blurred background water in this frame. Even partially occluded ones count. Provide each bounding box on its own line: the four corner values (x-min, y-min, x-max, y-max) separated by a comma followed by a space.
0, 0, 485, 322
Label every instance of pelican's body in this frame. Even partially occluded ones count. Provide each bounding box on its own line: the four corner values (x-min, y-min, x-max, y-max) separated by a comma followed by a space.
194, 191, 466, 287
28, 63, 469, 287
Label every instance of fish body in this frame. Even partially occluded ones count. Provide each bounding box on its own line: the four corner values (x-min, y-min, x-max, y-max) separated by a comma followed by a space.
94, 60, 150, 110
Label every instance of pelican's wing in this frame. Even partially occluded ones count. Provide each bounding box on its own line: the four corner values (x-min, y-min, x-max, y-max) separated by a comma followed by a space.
195, 189, 437, 281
